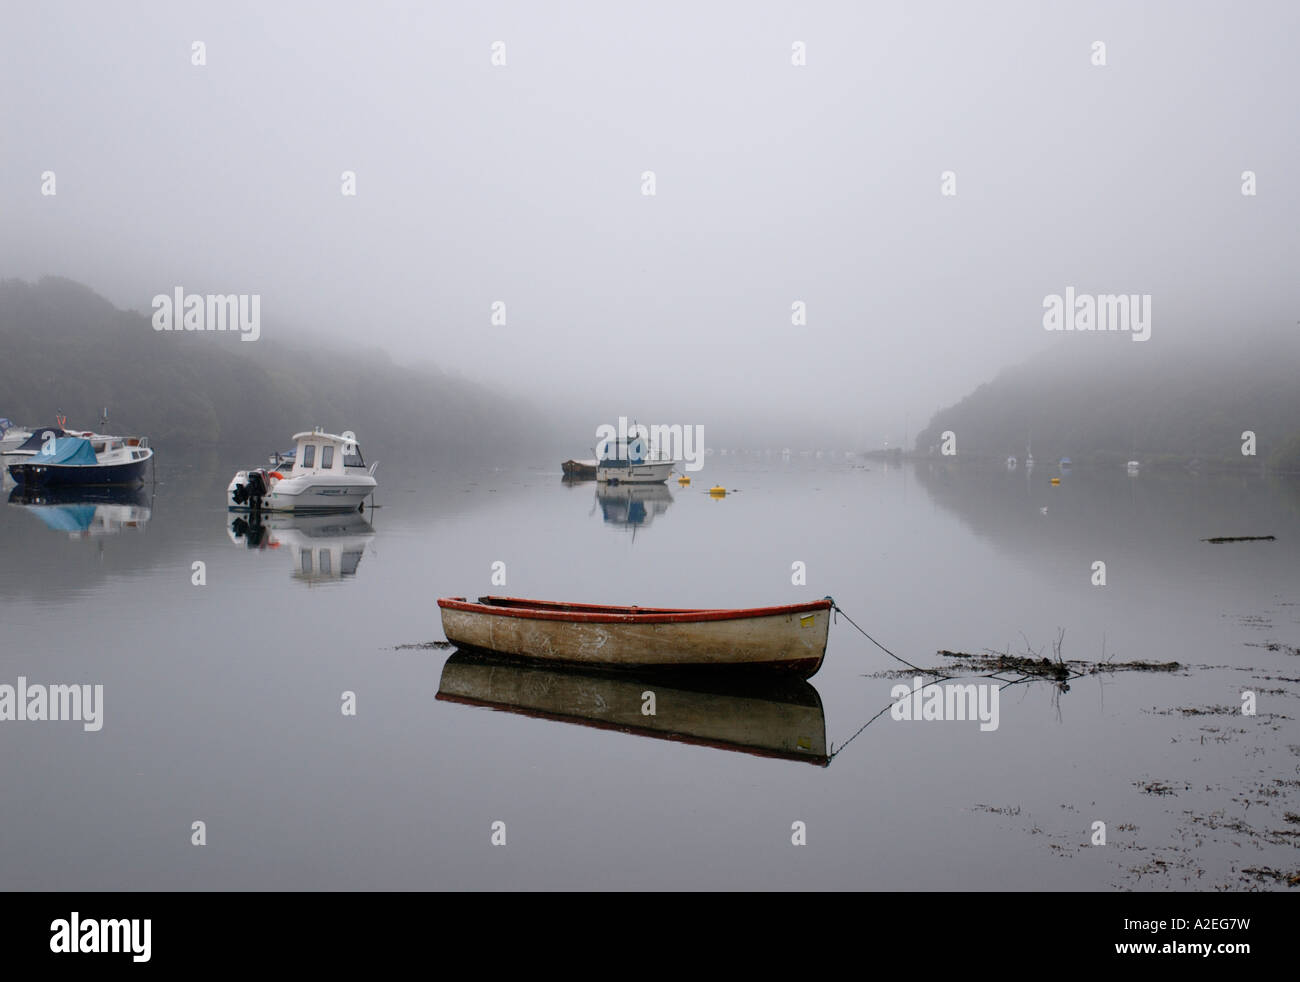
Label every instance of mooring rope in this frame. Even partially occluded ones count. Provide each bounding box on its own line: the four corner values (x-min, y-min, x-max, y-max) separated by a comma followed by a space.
827, 700, 893, 761
824, 596, 926, 673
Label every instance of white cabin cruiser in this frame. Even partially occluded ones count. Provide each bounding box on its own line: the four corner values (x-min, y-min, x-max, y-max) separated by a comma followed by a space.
228, 429, 377, 513
594, 436, 676, 485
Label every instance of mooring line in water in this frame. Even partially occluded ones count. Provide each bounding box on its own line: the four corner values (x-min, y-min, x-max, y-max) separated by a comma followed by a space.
827, 700, 894, 761
825, 597, 926, 673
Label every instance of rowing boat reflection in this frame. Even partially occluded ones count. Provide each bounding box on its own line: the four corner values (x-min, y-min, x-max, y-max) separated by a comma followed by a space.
436, 651, 828, 765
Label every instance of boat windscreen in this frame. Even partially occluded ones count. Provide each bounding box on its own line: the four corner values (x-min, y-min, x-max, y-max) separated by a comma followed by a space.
344, 445, 364, 467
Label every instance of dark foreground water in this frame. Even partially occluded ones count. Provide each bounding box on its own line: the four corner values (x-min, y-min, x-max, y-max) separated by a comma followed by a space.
1, 454, 1297, 890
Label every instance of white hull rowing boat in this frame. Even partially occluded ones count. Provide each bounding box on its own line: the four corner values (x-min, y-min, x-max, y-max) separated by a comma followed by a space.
437, 596, 833, 677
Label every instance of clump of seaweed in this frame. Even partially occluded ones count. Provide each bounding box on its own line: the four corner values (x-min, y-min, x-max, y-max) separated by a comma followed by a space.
1137, 780, 1183, 796
1244, 641, 1300, 656
1240, 866, 1300, 887
937, 630, 1180, 682
1201, 535, 1276, 543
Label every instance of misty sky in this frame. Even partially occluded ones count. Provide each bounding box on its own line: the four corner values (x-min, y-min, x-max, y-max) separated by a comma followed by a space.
3, 1, 1298, 448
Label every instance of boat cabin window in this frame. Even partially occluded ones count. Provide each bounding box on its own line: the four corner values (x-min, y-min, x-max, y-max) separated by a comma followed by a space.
321, 446, 334, 469
301, 444, 316, 468
344, 445, 364, 468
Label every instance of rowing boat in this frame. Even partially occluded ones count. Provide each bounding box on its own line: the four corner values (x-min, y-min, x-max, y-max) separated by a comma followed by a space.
436, 596, 832, 677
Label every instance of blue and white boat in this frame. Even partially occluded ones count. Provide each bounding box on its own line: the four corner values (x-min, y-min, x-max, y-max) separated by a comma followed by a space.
595, 436, 676, 485
7, 435, 153, 488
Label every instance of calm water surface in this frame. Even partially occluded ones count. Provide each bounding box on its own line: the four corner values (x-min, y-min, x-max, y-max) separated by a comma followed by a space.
1, 455, 1297, 890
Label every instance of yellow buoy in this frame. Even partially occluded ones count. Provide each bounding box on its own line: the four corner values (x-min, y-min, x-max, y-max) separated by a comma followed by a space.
1050, 477, 1061, 485
709, 485, 727, 496
678, 475, 691, 485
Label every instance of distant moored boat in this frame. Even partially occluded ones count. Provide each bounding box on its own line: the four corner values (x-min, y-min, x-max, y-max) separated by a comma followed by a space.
595, 436, 675, 485
561, 458, 597, 479
7, 435, 152, 488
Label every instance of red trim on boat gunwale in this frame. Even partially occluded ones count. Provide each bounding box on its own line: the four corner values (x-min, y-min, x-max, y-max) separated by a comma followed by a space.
436, 596, 832, 625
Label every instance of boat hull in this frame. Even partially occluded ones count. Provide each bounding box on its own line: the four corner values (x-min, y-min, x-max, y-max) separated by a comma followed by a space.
437, 596, 832, 677
7, 457, 150, 488
227, 474, 375, 513
595, 460, 675, 484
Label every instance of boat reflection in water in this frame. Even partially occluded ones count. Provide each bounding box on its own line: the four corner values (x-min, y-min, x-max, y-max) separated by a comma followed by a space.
8, 485, 152, 538
595, 483, 673, 531
436, 651, 828, 766
228, 512, 376, 584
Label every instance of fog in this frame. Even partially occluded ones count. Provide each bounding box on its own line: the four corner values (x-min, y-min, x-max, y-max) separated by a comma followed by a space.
3, 0, 1298, 449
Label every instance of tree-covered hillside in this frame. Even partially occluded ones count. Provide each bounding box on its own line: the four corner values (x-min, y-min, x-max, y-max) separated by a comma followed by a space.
914, 334, 1300, 472
0, 277, 549, 462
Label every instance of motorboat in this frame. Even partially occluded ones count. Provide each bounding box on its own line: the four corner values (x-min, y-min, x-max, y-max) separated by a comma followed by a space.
7, 434, 153, 488
595, 436, 675, 485
228, 428, 377, 513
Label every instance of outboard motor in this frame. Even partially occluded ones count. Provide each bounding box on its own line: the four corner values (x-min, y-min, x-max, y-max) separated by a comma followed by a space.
232, 468, 270, 509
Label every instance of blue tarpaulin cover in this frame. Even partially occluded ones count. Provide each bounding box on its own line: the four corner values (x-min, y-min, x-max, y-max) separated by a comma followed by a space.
27, 437, 98, 466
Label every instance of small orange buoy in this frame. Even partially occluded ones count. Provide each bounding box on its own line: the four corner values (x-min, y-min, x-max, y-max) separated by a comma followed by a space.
1050, 477, 1060, 485
709, 485, 726, 496
678, 475, 691, 485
